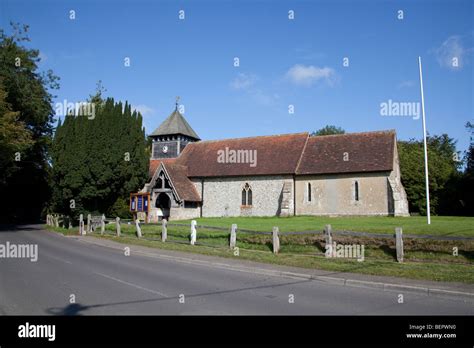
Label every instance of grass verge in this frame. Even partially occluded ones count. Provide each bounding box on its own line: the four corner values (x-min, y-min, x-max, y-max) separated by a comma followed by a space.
46, 223, 474, 284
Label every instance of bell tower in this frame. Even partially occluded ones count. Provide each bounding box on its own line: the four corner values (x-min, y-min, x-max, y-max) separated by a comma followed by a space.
149, 98, 200, 159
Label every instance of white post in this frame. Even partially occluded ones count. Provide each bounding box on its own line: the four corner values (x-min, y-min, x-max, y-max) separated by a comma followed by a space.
230, 224, 237, 249
324, 224, 334, 257
116, 217, 121, 237
101, 214, 105, 235
272, 226, 280, 254
395, 227, 404, 263
135, 219, 142, 238
162, 219, 167, 242
79, 214, 84, 235
418, 56, 431, 225
86, 214, 91, 233
190, 220, 197, 245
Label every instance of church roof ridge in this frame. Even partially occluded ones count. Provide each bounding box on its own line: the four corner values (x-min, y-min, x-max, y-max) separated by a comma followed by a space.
311, 129, 396, 138
187, 132, 310, 145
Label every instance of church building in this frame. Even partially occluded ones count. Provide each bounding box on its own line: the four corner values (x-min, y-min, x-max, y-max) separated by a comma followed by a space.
140, 103, 410, 221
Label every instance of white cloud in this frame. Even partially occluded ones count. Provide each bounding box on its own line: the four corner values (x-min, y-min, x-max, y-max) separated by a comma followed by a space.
230, 73, 258, 90
133, 104, 154, 116
38, 51, 48, 65
397, 80, 415, 89
251, 89, 280, 106
433, 35, 472, 70
229, 73, 279, 106
285, 64, 337, 87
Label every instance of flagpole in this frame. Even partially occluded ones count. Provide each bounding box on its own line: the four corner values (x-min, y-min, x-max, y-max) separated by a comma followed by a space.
418, 56, 431, 224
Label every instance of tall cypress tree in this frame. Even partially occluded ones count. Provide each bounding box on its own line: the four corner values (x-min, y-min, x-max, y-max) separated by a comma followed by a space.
51, 95, 148, 219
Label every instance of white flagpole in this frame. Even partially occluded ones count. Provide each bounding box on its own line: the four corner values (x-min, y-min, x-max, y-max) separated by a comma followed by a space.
418, 56, 431, 224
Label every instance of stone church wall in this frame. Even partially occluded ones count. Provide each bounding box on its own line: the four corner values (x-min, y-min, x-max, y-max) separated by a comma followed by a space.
170, 206, 200, 220
295, 172, 392, 216
201, 175, 294, 217
388, 141, 410, 216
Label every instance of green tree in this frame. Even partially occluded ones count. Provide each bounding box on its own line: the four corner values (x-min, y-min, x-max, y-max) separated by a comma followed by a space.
465, 122, 473, 174
50, 93, 148, 219
0, 81, 34, 185
0, 23, 59, 221
311, 125, 345, 136
398, 134, 461, 215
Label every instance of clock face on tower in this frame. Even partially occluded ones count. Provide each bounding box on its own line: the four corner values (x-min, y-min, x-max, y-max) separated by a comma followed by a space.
162, 145, 168, 153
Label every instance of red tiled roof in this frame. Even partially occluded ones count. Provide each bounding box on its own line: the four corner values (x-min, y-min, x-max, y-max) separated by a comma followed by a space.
175, 133, 309, 177
148, 130, 397, 187
161, 163, 201, 202
296, 130, 395, 175
149, 158, 176, 178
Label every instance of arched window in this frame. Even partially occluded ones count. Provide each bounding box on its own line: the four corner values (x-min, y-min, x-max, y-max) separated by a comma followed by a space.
307, 182, 312, 202
241, 183, 252, 206
354, 181, 359, 201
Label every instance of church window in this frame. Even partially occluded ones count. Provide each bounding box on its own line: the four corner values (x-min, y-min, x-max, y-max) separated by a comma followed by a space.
307, 182, 312, 202
241, 183, 252, 206
354, 181, 359, 201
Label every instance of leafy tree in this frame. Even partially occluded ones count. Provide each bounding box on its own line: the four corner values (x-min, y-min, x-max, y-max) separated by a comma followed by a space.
311, 125, 345, 136
465, 122, 473, 174
0, 23, 59, 221
0, 81, 34, 184
398, 134, 461, 215
447, 123, 474, 216
50, 93, 148, 219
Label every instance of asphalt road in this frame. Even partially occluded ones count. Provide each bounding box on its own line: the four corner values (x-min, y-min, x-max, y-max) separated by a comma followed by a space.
0, 224, 472, 315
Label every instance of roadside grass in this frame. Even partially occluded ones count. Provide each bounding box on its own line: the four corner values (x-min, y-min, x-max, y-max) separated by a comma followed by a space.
46, 216, 474, 284
179, 215, 474, 237
99, 221, 474, 264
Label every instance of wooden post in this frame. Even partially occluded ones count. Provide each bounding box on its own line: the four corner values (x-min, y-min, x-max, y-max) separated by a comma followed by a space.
162, 219, 167, 242
86, 214, 91, 233
190, 220, 197, 245
395, 227, 404, 263
79, 214, 84, 235
101, 214, 105, 235
46, 214, 50, 226
230, 224, 237, 249
272, 226, 280, 254
324, 224, 333, 257
116, 217, 121, 237
135, 219, 142, 238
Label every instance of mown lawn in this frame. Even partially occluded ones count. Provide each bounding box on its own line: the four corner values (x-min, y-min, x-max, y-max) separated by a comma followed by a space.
178, 215, 474, 236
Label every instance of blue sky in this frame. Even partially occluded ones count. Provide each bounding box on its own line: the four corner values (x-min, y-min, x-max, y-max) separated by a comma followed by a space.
2, 0, 473, 153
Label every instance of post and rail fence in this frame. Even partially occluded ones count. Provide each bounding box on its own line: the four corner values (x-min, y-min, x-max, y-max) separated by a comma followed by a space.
45, 214, 473, 264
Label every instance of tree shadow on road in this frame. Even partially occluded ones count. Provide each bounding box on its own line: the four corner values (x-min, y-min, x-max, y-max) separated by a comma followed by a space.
45, 278, 312, 315
0, 224, 43, 232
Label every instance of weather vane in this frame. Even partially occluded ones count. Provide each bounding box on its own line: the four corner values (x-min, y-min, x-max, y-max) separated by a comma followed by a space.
175, 96, 180, 109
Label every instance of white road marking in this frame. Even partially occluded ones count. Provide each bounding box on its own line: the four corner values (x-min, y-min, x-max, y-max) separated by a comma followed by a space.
94, 272, 169, 297
42, 253, 72, 265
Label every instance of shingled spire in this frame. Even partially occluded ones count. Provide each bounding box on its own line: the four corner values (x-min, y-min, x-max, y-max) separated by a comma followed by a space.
150, 98, 200, 140
150, 99, 200, 159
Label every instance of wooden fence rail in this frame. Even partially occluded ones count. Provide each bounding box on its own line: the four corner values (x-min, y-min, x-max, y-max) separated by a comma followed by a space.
46, 214, 472, 265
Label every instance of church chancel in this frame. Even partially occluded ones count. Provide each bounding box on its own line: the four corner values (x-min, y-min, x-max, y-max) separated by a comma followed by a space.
134, 100, 409, 222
